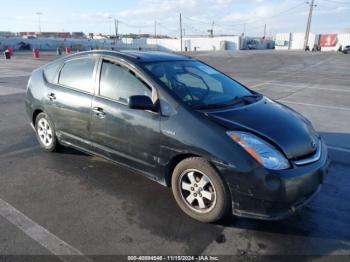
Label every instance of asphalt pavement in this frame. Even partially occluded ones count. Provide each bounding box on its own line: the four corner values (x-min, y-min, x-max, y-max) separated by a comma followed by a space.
0, 50, 349, 261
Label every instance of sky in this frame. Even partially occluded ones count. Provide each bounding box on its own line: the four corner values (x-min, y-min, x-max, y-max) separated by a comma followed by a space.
0, 0, 349, 36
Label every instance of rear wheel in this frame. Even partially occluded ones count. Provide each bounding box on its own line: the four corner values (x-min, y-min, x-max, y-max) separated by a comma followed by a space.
171, 157, 231, 223
35, 112, 60, 152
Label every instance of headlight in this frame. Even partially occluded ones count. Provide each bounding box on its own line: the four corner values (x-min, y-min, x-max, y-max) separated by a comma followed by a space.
227, 131, 290, 170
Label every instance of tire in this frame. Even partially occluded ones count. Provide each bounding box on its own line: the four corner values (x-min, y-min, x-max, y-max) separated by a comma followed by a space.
171, 157, 231, 223
35, 112, 61, 152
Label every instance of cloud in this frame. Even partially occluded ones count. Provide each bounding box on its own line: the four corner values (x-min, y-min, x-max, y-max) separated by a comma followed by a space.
221, 5, 275, 23
69, 0, 350, 35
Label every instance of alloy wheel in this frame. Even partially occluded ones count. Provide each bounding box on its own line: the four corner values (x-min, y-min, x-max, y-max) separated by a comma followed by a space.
178, 169, 216, 213
37, 118, 53, 147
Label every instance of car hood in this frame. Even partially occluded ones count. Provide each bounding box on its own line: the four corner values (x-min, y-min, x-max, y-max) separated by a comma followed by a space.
205, 97, 319, 159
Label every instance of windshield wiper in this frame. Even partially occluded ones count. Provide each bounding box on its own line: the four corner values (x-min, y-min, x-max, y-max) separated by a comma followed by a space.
192, 103, 233, 110
228, 94, 262, 104
192, 93, 262, 110
192, 97, 243, 110
241, 94, 262, 100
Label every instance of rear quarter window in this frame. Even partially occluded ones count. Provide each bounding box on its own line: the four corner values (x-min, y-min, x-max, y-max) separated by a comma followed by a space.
43, 62, 62, 84
58, 58, 96, 93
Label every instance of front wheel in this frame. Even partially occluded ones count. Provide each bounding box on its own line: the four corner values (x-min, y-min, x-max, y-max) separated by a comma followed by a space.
171, 157, 231, 223
35, 112, 61, 152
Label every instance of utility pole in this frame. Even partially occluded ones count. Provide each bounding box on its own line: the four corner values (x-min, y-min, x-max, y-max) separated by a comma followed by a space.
154, 20, 157, 38
179, 13, 183, 52
304, 0, 316, 50
108, 16, 113, 36
210, 21, 214, 37
263, 24, 266, 38
207, 21, 214, 37
36, 12, 43, 33
114, 19, 118, 39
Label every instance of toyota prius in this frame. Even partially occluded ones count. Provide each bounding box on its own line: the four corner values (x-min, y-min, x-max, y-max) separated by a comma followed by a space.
25, 51, 329, 222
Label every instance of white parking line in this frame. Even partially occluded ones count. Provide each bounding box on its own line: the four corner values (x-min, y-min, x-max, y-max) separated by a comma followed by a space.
328, 146, 350, 154
269, 82, 307, 88
0, 198, 91, 262
250, 80, 273, 89
0, 74, 30, 78
266, 83, 350, 93
279, 100, 350, 111
306, 56, 335, 70
303, 86, 350, 92
0, 146, 39, 158
0, 85, 26, 96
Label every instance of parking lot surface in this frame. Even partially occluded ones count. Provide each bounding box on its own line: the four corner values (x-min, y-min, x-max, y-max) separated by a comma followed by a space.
0, 50, 349, 261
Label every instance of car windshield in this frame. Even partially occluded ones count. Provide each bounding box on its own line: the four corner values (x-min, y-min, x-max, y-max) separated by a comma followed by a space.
143, 60, 255, 109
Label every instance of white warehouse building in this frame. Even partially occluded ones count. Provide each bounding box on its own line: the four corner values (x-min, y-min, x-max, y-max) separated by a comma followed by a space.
275, 31, 350, 51
147, 36, 240, 52
0, 35, 241, 52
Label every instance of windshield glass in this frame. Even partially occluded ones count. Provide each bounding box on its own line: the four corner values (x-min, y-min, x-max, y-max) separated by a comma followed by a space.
143, 60, 253, 108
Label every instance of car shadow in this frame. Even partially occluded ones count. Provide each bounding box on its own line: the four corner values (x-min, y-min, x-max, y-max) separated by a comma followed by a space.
57, 146, 88, 156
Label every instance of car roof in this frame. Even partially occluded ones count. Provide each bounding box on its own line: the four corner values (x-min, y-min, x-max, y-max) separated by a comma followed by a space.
70, 50, 193, 63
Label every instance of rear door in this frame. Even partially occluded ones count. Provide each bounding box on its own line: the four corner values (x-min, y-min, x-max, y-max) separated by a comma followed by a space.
90, 57, 161, 178
45, 55, 98, 149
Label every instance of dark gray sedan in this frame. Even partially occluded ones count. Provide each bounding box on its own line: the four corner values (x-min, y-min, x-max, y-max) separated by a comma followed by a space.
25, 51, 329, 223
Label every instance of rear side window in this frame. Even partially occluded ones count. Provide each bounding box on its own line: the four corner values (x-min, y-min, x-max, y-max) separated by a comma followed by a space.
44, 62, 61, 84
59, 58, 96, 93
99, 60, 151, 104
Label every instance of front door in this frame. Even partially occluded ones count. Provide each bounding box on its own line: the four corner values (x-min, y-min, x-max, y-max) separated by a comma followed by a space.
90, 58, 161, 178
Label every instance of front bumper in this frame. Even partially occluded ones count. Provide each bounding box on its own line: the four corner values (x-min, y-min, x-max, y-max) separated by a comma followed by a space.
217, 139, 329, 220
231, 184, 323, 220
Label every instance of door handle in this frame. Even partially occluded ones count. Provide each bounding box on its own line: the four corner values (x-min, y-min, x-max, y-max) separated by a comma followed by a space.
93, 107, 106, 118
47, 93, 56, 101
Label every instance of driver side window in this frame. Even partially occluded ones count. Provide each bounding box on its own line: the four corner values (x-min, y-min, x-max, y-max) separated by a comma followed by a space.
99, 60, 151, 104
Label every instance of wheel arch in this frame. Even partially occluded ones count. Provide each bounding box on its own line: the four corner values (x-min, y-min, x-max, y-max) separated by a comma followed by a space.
32, 108, 44, 127
164, 153, 203, 187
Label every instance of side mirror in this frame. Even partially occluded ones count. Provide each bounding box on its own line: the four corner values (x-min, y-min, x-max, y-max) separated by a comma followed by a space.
128, 95, 158, 112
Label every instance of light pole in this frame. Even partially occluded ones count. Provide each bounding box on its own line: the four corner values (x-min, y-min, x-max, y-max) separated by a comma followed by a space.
115, 18, 118, 39
108, 16, 113, 36
36, 12, 43, 33
179, 13, 183, 52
